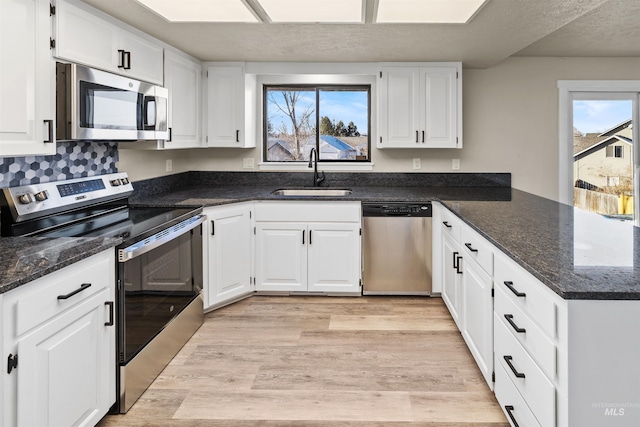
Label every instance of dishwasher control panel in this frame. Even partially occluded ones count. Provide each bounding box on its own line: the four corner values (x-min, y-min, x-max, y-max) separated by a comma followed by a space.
362, 202, 432, 217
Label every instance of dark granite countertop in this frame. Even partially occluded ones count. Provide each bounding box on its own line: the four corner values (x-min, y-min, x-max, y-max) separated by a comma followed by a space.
0, 237, 121, 294
128, 172, 640, 301
441, 190, 640, 300
128, 185, 513, 207
3, 171, 638, 301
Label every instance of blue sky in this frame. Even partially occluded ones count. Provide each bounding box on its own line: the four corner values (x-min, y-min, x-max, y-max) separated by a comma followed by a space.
267, 89, 369, 135
573, 100, 632, 134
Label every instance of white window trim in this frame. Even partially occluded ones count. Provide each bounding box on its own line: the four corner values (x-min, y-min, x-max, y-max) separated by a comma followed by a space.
258, 161, 374, 171
256, 73, 377, 171
557, 80, 640, 206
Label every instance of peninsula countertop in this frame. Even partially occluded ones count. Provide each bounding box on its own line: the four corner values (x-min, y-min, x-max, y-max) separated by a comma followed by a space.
129, 182, 640, 301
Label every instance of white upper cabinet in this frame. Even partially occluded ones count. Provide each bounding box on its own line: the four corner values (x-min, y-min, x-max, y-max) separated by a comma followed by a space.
163, 51, 202, 149
0, 0, 56, 157
206, 65, 255, 148
54, 0, 164, 85
379, 64, 461, 149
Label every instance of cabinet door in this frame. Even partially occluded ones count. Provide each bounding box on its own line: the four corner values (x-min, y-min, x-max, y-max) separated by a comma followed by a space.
120, 30, 164, 85
164, 51, 202, 149
420, 67, 458, 148
55, 0, 120, 73
307, 223, 361, 293
16, 289, 115, 427
441, 233, 462, 329
55, 0, 163, 84
378, 67, 420, 148
0, 0, 56, 156
461, 258, 494, 389
207, 206, 252, 307
255, 223, 307, 292
207, 66, 245, 147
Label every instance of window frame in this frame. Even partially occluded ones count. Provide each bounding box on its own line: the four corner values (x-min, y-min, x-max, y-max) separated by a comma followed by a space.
262, 84, 372, 164
558, 80, 640, 226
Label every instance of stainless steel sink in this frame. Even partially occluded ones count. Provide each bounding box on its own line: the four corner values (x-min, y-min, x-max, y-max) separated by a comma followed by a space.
271, 188, 353, 197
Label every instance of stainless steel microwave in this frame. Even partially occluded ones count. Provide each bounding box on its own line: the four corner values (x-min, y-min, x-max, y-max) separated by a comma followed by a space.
56, 62, 168, 141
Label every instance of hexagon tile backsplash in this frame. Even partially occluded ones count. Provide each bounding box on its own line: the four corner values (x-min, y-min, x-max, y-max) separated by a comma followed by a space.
0, 141, 118, 188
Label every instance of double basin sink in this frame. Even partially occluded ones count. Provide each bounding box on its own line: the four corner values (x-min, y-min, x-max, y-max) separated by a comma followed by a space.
271, 188, 353, 197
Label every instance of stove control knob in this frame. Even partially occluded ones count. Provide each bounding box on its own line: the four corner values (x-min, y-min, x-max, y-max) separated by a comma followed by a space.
120, 178, 129, 185
110, 179, 121, 187
18, 193, 34, 204
34, 191, 48, 202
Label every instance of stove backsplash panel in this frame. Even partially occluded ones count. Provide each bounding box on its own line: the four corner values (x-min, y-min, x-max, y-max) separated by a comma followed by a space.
0, 141, 118, 188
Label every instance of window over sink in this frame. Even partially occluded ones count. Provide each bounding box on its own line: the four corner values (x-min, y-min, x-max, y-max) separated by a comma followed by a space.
263, 84, 371, 163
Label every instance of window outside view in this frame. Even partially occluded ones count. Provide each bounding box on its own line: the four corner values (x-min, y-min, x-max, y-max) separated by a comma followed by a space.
573, 99, 634, 222
264, 86, 370, 162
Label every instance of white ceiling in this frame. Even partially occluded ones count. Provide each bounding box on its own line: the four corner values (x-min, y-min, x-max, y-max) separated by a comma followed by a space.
79, 0, 639, 69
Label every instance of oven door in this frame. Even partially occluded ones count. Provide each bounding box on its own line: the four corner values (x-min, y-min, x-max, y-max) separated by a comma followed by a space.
117, 214, 205, 363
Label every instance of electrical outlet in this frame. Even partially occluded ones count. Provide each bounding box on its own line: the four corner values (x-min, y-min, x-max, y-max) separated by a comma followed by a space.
166, 159, 172, 172
452, 159, 460, 170
412, 158, 421, 170
243, 158, 255, 169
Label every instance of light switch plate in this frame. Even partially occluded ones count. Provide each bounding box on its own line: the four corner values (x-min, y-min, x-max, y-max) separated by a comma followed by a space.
166, 159, 173, 172
412, 158, 421, 169
452, 159, 460, 170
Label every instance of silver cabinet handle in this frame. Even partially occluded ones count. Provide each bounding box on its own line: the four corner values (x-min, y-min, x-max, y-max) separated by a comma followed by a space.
44, 119, 54, 143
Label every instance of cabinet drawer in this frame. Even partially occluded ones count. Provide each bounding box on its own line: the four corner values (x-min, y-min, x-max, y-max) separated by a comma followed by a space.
255, 201, 361, 222
461, 224, 493, 276
494, 254, 556, 339
495, 285, 556, 380
12, 252, 112, 336
495, 313, 555, 427
440, 207, 461, 243
495, 361, 542, 427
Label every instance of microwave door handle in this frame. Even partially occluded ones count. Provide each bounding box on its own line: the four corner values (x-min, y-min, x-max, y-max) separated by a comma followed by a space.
144, 97, 157, 129
118, 215, 206, 262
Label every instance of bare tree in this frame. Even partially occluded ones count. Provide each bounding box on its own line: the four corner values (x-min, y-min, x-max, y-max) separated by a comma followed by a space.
268, 91, 315, 160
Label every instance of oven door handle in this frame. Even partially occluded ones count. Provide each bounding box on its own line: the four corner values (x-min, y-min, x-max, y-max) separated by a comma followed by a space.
118, 214, 205, 262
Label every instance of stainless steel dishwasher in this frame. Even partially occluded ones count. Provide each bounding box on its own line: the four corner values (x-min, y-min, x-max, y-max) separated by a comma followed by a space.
362, 202, 432, 295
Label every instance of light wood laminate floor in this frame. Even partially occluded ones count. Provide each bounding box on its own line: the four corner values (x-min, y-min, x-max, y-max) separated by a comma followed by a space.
98, 296, 509, 426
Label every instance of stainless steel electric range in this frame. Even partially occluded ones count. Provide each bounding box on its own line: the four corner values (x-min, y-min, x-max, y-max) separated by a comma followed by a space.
1, 172, 205, 413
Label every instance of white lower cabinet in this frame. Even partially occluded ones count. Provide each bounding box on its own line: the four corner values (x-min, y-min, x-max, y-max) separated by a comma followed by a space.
307, 223, 361, 293
460, 255, 494, 389
204, 204, 253, 309
435, 202, 493, 389
255, 202, 361, 294
494, 359, 542, 427
255, 222, 307, 292
441, 232, 462, 328
1, 250, 116, 427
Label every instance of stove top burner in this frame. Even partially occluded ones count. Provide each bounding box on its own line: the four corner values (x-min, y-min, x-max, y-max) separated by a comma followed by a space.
0, 173, 202, 241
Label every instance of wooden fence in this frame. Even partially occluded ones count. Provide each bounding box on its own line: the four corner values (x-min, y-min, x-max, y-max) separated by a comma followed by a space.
574, 188, 620, 215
